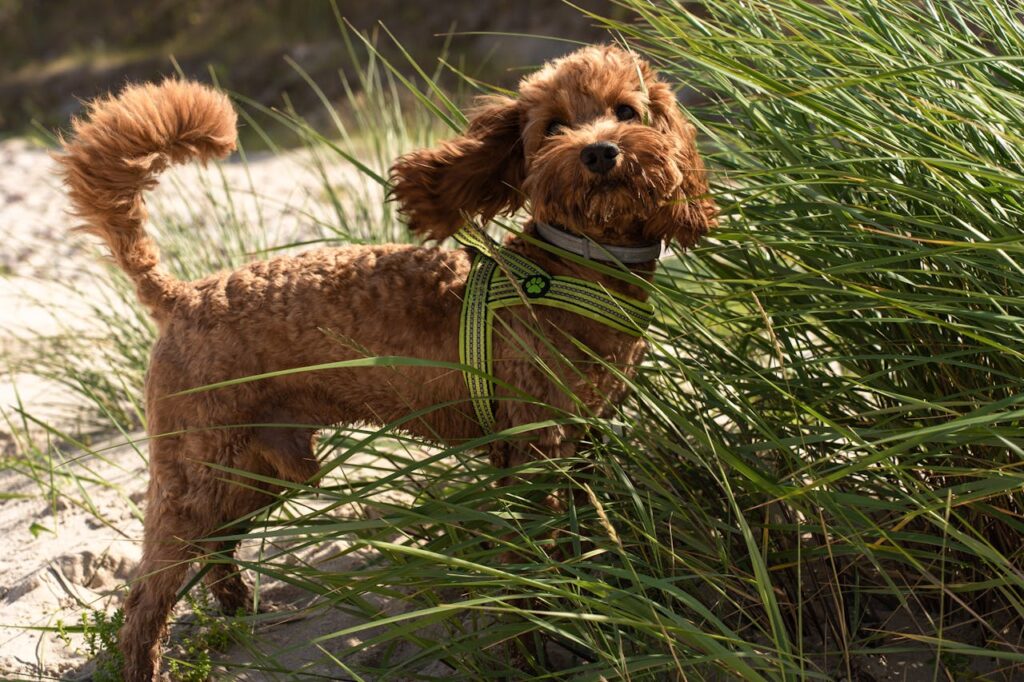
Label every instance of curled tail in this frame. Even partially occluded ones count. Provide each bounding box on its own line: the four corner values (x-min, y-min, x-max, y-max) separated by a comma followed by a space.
58, 79, 237, 317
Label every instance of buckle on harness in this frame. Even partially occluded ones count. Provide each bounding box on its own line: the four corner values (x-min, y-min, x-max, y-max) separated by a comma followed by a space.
521, 274, 551, 299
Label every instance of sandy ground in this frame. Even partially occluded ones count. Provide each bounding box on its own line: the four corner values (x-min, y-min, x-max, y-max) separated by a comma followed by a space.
0, 137, 449, 680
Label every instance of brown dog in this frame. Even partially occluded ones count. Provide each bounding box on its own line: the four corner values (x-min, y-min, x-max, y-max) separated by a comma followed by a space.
59, 45, 716, 681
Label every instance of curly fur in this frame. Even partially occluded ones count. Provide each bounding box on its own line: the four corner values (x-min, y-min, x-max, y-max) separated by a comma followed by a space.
58, 46, 716, 681
59, 80, 237, 315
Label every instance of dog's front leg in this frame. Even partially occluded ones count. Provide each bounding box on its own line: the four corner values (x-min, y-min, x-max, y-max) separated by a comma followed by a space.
488, 424, 576, 491
489, 425, 580, 561
488, 429, 583, 668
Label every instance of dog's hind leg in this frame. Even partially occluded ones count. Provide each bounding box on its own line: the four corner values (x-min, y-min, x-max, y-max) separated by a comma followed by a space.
203, 536, 251, 615
119, 493, 199, 682
199, 429, 295, 614
119, 431, 270, 681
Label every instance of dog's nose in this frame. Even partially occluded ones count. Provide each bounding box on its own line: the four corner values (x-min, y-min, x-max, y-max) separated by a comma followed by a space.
580, 141, 619, 174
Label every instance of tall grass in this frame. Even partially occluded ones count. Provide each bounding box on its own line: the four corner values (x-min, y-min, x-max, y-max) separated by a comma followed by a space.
5, 1, 1024, 680
581, 0, 1024, 678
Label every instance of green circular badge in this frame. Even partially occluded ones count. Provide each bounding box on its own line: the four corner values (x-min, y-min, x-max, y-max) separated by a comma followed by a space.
522, 274, 551, 299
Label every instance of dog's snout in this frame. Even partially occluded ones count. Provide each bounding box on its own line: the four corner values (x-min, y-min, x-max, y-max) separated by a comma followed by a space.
580, 141, 619, 174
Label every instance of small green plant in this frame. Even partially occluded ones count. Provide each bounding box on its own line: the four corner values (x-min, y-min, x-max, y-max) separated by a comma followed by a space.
167, 589, 246, 682
83, 609, 125, 682
55, 608, 125, 682
52, 590, 243, 681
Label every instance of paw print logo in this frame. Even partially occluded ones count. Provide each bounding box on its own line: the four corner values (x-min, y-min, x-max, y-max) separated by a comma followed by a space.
522, 274, 551, 299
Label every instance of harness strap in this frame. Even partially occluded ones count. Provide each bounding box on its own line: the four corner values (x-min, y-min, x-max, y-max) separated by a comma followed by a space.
454, 225, 655, 432
459, 253, 499, 431
452, 223, 543, 280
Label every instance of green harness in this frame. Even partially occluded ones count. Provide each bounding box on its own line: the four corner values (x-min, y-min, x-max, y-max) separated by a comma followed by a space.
454, 225, 655, 432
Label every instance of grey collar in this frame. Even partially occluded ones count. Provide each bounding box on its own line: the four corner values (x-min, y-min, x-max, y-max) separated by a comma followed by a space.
534, 221, 662, 264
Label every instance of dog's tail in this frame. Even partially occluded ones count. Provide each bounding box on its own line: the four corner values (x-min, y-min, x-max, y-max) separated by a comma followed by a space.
58, 79, 237, 317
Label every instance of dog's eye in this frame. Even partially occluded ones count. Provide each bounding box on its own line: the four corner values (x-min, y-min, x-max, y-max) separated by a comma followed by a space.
545, 120, 566, 136
615, 104, 637, 121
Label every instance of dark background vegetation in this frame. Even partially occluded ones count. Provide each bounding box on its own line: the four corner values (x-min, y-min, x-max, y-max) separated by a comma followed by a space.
0, 0, 622, 136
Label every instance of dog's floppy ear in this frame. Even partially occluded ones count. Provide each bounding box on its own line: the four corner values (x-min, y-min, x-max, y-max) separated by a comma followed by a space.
644, 81, 718, 248
389, 96, 525, 241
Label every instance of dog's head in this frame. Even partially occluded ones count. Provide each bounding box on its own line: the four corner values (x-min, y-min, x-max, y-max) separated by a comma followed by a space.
389, 45, 717, 249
